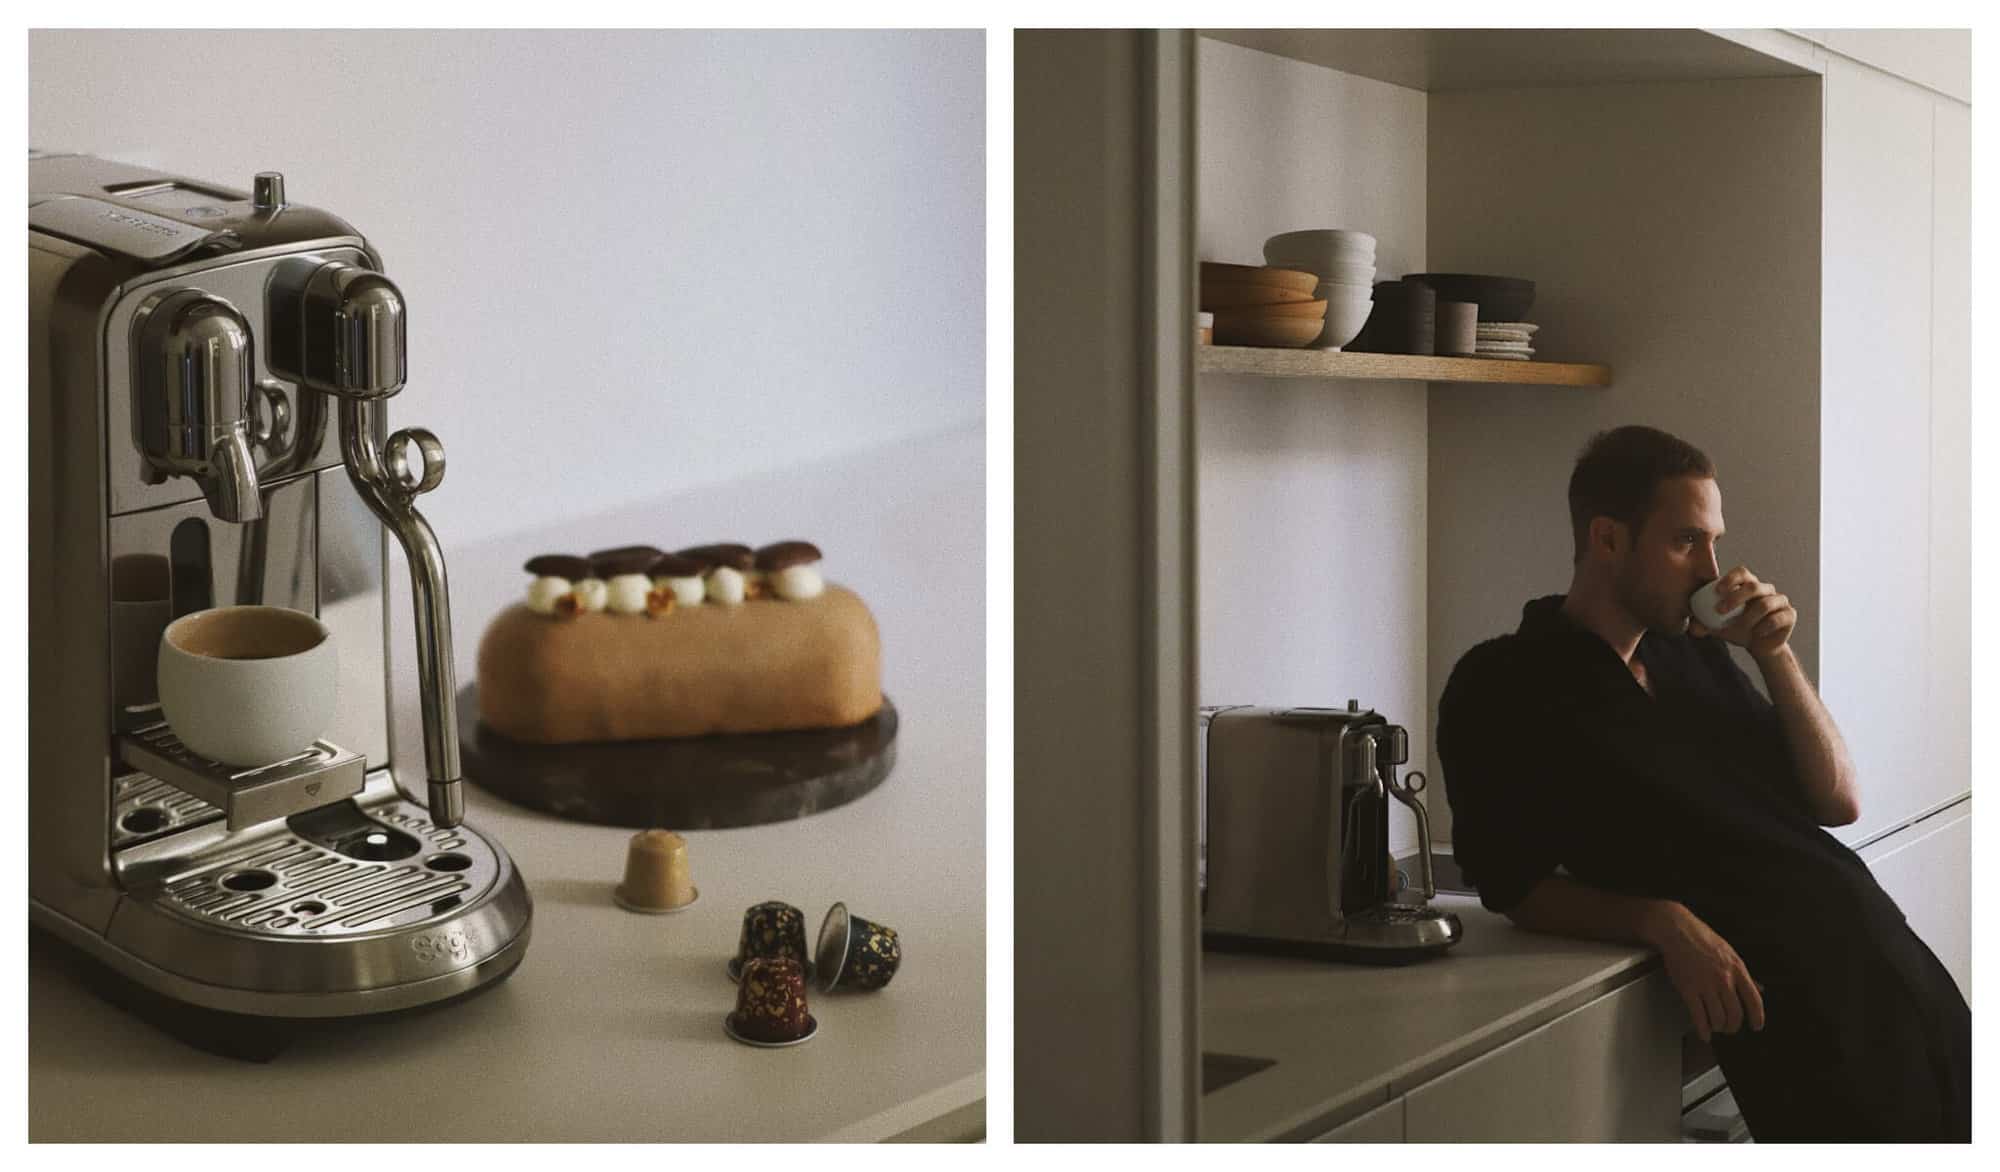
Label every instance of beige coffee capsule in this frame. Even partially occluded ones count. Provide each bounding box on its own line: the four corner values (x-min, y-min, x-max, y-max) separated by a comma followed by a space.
612, 829, 699, 914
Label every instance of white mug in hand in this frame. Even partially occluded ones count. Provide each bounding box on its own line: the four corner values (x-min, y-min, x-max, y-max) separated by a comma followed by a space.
1689, 578, 1746, 632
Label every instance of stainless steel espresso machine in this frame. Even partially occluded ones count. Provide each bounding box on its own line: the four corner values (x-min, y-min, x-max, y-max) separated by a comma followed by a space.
1201, 703, 1462, 963
29, 154, 532, 1053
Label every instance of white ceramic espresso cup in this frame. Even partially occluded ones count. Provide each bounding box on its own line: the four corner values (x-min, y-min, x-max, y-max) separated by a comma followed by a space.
157, 605, 338, 766
1689, 578, 1747, 632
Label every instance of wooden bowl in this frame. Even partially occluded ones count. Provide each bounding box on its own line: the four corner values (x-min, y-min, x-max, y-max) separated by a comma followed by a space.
1200, 281, 1318, 310
1199, 262, 1319, 297
1211, 310, 1326, 348
1244, 298, 1328, 320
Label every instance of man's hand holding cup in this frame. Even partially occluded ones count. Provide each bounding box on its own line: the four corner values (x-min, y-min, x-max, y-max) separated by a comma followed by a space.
1690, 566, 1796, 661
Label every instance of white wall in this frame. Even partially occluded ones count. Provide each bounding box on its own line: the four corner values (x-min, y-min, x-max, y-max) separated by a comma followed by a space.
1197, 38, 1429, 854
28, 29, 985, 546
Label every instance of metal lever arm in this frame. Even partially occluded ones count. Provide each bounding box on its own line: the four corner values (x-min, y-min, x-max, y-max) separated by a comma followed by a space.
338, 396, 463, 827
1384, 769, 1437, 900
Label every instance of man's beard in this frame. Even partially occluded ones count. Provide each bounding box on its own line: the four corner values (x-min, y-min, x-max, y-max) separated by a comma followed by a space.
1614, 560, 1689, 637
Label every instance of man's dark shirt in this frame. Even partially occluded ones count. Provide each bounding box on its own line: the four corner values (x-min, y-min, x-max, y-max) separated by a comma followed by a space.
1437, 595, 1969, 1141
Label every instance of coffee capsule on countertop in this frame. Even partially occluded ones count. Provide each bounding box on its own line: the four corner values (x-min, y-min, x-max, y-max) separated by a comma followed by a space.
728, 900, 813, 982
815, 902, 902, 991
725, 955, 817, 1047
611, 829, 698, 914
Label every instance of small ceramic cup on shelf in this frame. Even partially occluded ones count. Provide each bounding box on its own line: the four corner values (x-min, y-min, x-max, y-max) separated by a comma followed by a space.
1435, 300, 1478, 358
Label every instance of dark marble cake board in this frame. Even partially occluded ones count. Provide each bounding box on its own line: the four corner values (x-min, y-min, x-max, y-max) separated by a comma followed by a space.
455, 686, 897, 829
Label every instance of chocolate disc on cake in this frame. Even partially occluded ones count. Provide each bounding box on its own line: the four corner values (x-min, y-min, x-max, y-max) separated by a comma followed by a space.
754, 541, 823, 572
524, 553, 592, 580
589, 545, 665, 578
647, 552, 706, 579
677, 543, 756, 572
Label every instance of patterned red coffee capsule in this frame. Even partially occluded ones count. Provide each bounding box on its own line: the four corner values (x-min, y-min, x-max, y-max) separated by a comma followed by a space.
725, 955, 817, 1047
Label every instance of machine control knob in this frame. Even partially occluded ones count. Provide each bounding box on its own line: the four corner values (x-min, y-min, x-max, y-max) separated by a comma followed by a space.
253, 171, 286, 212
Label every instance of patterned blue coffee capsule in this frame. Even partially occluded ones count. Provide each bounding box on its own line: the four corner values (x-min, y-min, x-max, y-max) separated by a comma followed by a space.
814, 901, 902, 992
728, 900, 812, 982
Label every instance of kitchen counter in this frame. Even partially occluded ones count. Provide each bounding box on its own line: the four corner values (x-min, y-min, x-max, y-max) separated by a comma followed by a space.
1202, 893, 1662, 1141
28, 425, 986, 1142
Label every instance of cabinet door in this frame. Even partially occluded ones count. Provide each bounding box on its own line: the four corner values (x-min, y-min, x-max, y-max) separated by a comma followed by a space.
1928, 98, 1970, 805
1820, 56, 1950, 845
1311, 1096, 1404, 1143
1861, 804, 1971, 1002
1403, 972, 1683, 1142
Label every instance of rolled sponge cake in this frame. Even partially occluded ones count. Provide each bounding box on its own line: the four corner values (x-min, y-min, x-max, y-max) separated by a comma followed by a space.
476, 584, 882, 743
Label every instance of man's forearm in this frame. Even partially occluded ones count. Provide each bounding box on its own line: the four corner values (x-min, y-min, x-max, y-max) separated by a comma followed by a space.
1506, 874, 1683, 950
1754, 644, 1861, 825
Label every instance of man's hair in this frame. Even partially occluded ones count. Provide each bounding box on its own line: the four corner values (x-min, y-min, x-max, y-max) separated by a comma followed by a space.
1567, 425, 1715, 561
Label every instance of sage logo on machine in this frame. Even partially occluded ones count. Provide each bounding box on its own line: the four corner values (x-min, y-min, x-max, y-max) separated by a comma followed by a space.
411, 926, 480, 965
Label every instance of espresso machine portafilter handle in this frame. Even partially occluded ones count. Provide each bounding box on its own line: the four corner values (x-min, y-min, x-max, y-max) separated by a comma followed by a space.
267, 258, 466, 828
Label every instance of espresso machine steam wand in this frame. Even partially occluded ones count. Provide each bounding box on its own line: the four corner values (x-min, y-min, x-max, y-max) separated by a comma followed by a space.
267, 259, 464, 827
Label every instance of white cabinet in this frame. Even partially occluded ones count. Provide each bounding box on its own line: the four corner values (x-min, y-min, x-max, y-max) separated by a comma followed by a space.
1927, 99, 1971, 819
1819, 55, 1964, 848
1861, 803, 1971, 1002
1311, 1096, 1404, 1142
1403, 972, 1684, 1142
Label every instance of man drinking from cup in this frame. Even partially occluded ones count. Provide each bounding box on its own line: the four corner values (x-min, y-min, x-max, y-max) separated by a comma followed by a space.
1436, 424, 1969, 1141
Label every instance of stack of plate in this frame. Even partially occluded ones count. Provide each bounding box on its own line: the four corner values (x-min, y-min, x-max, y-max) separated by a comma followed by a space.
1261, 230, 1377, 350
1199, 262, 1327, 348
1475, 321, 1538, 361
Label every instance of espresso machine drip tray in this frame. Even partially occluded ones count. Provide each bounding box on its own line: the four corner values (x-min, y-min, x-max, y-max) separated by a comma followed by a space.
145, 805, 492, 938
112, 770, 224, 849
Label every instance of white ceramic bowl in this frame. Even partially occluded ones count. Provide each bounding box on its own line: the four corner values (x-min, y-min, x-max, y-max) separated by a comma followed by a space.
157, 605, 338, 766
1295, 260, 1376, 287
1318, 283, 1377, 305
1266, 247, 1376, 275
1265, 228, 1377, 258
1304, 264, 1378, 290
1313, 294, 1376, 351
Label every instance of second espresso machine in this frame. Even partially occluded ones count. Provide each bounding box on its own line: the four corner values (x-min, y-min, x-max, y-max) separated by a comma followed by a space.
29, 154, 532, 1052
1201, 702, 1462, 963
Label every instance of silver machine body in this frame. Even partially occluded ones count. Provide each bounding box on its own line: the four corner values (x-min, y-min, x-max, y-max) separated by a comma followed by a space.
1201, 703, 1462, 963
29, 154, 531, 1023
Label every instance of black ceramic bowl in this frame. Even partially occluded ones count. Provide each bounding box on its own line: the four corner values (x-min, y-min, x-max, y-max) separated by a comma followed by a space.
1402, 273, 1535, 322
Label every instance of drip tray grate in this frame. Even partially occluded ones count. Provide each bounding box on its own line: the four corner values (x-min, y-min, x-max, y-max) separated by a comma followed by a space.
152, 803, 495, 939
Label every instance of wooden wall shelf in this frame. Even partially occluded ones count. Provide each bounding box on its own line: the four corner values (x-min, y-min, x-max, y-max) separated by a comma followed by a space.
1198, 345, 1612, 387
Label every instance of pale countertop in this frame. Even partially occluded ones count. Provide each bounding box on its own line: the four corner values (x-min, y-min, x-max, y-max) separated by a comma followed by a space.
1201, 893, 1660, 1141
28, 425, 986, 1142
